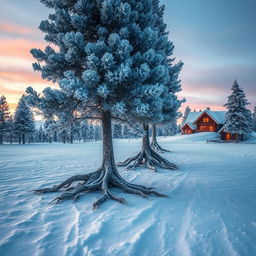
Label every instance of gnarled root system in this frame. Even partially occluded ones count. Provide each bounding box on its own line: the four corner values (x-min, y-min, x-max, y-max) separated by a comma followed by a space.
32, 164, 167, 209
117, 147, 176, 172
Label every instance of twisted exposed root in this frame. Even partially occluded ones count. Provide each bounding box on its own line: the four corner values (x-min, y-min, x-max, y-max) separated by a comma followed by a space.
118, 148, 177, 172
32, 165, 168, 209
116, 153, 140, 168
93, 194, 108, 209
49, 182, 100, 204
31, 174, 92, 194
151, 140, 170, 153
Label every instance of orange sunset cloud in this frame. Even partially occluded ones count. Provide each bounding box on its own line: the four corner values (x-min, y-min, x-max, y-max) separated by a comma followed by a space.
0, 21, 37, 35
0, 36, 52, 113
0, 38, 46, 60
0, 70, 50, 85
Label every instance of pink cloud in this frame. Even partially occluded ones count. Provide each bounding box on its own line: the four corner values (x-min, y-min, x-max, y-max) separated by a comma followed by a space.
0, 38, 46, 59
0, 70, 50, 85
0, 70, 55, 113
180, 103, 226, 113
0, 21, 36, 35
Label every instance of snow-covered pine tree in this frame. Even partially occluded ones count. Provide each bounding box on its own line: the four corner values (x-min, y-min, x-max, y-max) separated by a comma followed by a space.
151, 124, 169, 153
59, 130, 68, 143
253, 106, 256, 132
14, 95, 35, 144
0, 95, 11, 144
71, 120, 83, 143
157, 126, 163, 136
117, 0, 183, 170
151, 111, 180, 152
88, 123, 95, 141
80, 120, 89, 142
122, 124, 130, 139
44, 119, 57, 143
245, 109, 253, 134
38, 124, 46, 142
164, 115, 180, 136
223, 80, 252, 142
6, 116, 15, 144
113, 122, 122, 139
181, 106, 191, 126
25, 0, 182, 207
94, 124, 101, 141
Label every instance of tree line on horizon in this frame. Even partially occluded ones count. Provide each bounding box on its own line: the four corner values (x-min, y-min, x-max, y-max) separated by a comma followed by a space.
0, 95, 180, 145
1, 82, 255, 146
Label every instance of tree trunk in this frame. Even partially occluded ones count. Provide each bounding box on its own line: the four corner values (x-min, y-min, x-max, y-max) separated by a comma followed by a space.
54, 132, 57, 142
0, 134, 3, 145
22, 133, 25, 144
102, 110, 115, 166
117, 123, 176, 171
152, 124, 157, 141
151, 124, 170, 153
236, 133, 239, 143
142, 123, 150, 151
32, 111, 167, 208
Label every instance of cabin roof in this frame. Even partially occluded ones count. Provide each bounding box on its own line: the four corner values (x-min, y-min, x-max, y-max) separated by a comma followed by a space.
186, 110, 226, 125
181, 109, 227, 131
185, 122, 197, 130
218, 126, 249, 135
218, 126, 225, 133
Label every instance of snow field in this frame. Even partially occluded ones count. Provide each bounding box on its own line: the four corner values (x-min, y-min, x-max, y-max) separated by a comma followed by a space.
0, 133, 256, 256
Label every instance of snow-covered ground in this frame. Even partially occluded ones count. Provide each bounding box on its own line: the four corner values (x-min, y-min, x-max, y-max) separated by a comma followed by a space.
0, 133, 256, 256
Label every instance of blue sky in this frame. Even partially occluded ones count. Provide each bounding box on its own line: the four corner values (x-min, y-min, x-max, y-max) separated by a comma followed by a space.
162, 0, 256, 110
0, 0, 255, 112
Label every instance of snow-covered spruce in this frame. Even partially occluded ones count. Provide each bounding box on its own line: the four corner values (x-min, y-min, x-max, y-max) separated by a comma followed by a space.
181, 106, 191, 127
33, 111, 167, 208
117, 0, 184, 171
26, 0, 182, 206
117, 123, 176, 171
14, 95, 35, 144
252, 106, 256, 132
223, 80, 252, 142
0, 95, 11, 144
150, 124, 170, 153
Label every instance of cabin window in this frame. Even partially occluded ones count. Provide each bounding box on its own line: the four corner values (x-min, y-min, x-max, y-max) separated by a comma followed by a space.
209, 126, 214, 132
199, 126, 208, 131
203, 117, 209, 123
226, 133, 231, 140
185, 129, 191, 134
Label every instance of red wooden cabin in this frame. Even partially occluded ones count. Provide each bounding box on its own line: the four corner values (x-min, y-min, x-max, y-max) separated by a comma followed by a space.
194, 112, 218, 132
218, 127, 247, 141
181, 109, 226, 134
181, 109, 249, 141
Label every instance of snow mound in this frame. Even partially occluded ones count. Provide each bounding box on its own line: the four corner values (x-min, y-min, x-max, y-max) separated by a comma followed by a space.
247, 132, 256, 143
1, 139, 256, 256
159, 132, 219, 144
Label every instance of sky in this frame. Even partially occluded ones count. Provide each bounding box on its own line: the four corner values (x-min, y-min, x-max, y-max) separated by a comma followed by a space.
0, 0, 255, 114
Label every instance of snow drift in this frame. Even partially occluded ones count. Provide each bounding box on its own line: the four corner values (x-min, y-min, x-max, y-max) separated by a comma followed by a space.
0, 135, 256, 256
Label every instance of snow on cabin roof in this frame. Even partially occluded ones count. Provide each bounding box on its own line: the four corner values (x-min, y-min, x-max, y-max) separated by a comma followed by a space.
185, 111, 203, 124
186, 110, 227, 125
181, 120, 197, 130
186, 122, 196, 130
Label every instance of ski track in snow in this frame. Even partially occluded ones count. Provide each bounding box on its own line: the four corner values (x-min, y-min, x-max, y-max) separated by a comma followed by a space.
175, 200, 194, 256
0, 133, 256, 256
220, 219, 239, 256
